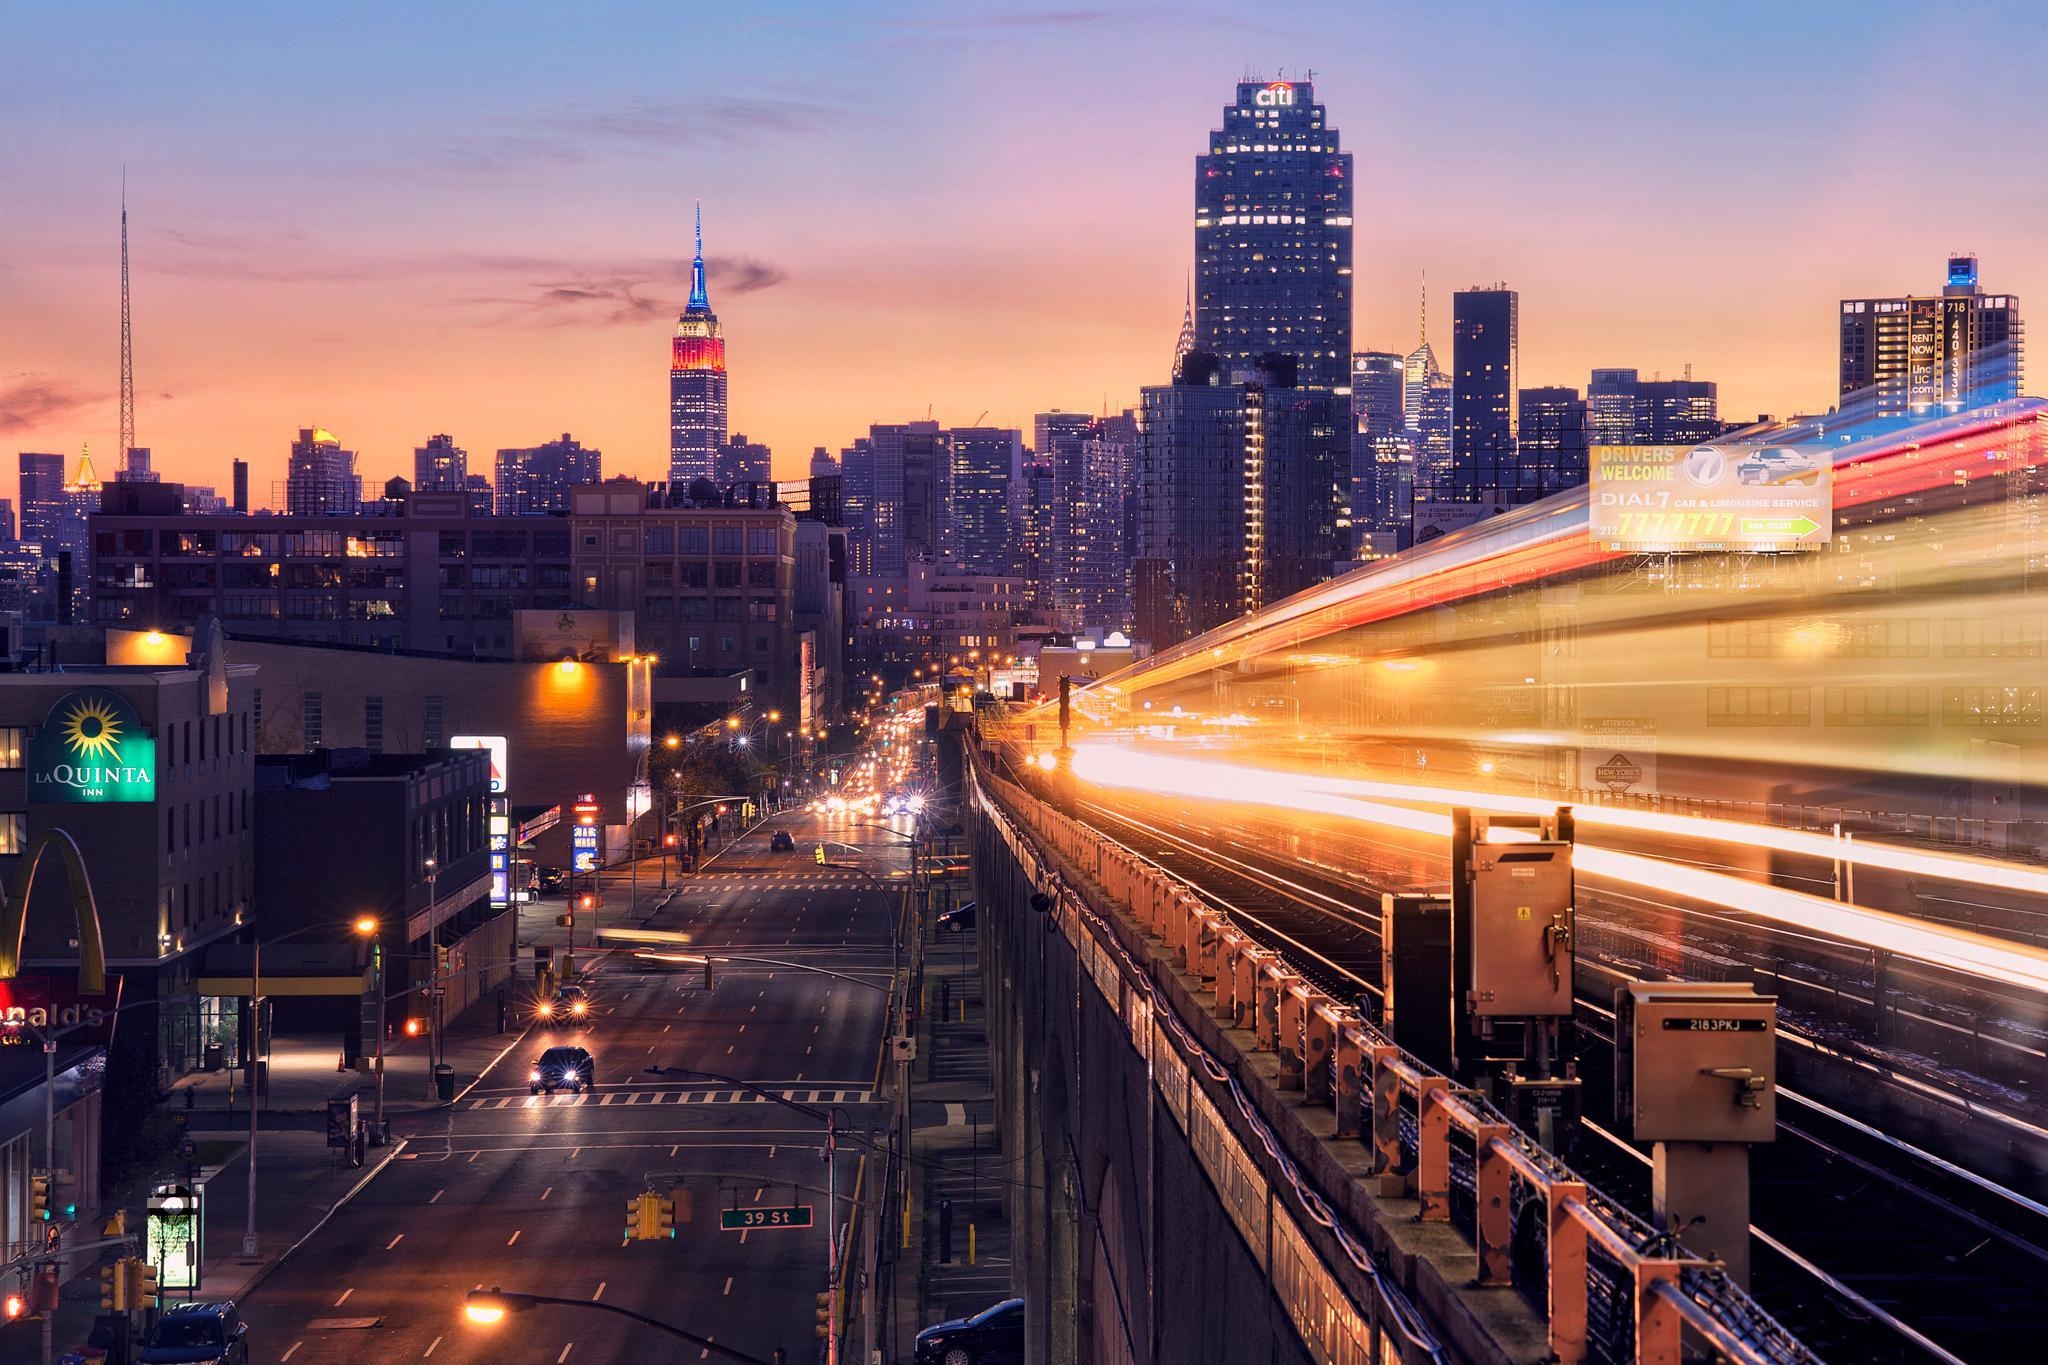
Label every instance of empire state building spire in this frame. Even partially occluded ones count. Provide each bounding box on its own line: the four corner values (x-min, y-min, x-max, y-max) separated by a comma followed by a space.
669, 200, 728, 483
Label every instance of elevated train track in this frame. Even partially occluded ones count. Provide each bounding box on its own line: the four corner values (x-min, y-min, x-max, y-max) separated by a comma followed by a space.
1064, 789, 2048, 1363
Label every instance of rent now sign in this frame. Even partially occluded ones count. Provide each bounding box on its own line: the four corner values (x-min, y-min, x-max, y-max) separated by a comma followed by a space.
27, 688, 157, 803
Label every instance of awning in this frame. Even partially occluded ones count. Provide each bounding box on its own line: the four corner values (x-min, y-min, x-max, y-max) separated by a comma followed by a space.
197, 969, 372, 999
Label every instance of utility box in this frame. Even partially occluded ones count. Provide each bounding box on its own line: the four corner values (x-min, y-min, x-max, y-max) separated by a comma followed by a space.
1465, 839, 1574, 1018
1616, 981, 1777, 1144
1380, 893, 1453, 1073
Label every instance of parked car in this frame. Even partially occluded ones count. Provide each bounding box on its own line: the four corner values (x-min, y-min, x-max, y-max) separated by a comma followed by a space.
138, 1300, 250, 1364
914, 1298, 1024, 1365
937, 902, 977, 934
770, 830, 796, 852
530, 1044, 595, 1095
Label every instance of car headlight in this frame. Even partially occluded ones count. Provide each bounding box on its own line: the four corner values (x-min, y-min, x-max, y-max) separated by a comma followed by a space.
571, 1002, 587, 1015
538, 1003, 553, 1017
530, 1068, 543, 1082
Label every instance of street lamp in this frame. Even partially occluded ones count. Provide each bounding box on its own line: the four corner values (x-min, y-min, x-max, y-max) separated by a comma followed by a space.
353, 916, 385, 1131
462, 1289, 783, 1365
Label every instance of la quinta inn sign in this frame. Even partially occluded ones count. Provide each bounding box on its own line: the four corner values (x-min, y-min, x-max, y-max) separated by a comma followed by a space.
27, 688, 157, 804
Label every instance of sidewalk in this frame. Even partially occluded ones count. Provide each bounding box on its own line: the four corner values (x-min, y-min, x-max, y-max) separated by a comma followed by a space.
885, 910, 1012, 1360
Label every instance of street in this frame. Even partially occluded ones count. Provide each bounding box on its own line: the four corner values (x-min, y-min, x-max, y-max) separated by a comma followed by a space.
238, 810, 908, 1364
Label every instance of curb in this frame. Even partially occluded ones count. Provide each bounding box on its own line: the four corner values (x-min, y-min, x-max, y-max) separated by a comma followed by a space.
448, 1023, 537, 1106
237, 1136, 408, 1301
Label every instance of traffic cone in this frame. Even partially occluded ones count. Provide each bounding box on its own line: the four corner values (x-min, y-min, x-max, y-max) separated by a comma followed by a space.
338, 1050, 349, 1072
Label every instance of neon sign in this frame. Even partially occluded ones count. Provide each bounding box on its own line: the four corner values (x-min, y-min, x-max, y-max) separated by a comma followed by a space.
1255, 82, 1295, 107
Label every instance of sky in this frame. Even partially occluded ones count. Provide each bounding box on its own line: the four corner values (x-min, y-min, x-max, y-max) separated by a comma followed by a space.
4, 1, 2047, 497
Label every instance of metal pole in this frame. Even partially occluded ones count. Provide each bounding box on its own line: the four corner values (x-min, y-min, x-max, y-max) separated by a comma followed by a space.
825, 1110, 840, 1365
42, 1035, 55, 1365
373, 935, 387, 1131
243, 939, 261, 1256
429, 866, 441, 1075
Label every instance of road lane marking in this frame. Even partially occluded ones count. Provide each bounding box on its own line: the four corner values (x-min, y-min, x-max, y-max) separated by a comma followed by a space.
593, 1281, 605, 1300
281, 1345, 302, 1361
723, 1276, 733, 1295
430, 1188, 443, 1204
424, 1336, 442, 1356
334, 1288, 354, 1307
508, 1229, 522, 1246
386, 1233, 404, 1250
559, 1346, 574, 1363
737, 1025, 746, 1034
468, 1151, 480, 1162
542, 1186, 553, 1200
662, 1024, 671, 1033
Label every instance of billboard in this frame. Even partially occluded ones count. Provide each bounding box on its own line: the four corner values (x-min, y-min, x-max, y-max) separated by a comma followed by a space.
1589, 444, 1832, 552
1578, 718, 1657, 796
450, 735, 508, 793
27, 688, 157, 803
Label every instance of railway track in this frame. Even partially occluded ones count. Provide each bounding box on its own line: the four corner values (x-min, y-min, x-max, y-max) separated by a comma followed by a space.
1070, 794, 2048, 1362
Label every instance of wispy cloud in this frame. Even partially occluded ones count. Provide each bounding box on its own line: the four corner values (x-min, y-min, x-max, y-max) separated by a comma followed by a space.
456, 254, 789, 327
426, 95, 848, 173
0, 376, 103, 436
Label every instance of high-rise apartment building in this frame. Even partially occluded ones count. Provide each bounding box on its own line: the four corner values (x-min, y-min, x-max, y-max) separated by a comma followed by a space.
1840, 255, 2022, 419
1588, 368, 1640, 446
716, 434, 772, 489
1049, 418, 1131, 633
1351, 351, 1408, 550
839, 437, 875, 577
1514, 387, 1590, 495
863, 423, 952, 576
1450, 287, 1520, 502
1584, 369, 1720, 446
285, 427, 362, 516
669, 206, 729, 484
414, 433, 469, 491
495, 434, 601, 516
18, 452, 66, 549
1136, 352, 1336, 647
1193, 79, 1354, 391
232, 458, 249, 513
949, 427, 1024, 577
809, 447, 839, 480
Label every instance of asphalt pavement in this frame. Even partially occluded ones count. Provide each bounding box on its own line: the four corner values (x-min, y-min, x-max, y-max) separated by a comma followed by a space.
239, 809, 908, 1364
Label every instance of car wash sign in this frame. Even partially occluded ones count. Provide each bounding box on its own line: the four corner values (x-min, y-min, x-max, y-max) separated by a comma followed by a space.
28, 689, 157, 803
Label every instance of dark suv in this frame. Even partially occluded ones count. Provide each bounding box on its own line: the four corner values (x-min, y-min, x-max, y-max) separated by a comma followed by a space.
770, 830, 796, 851
529, 1044, 595, 1095
139, 1300, 249, 1364
914, 1298, 1024, 1364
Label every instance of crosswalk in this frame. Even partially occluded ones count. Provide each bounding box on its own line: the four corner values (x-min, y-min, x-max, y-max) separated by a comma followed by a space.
468, 1087, 878, 1110
675, 873, 883, 890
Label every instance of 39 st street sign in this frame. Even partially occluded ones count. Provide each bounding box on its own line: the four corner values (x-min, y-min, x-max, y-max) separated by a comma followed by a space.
719, 1205, 813, 1231
27, 688, 157, 803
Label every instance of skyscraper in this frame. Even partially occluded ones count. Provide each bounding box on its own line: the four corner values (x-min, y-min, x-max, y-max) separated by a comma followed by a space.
1515, 386, 1590, 494
669, 204, 729, 484
1050, 418, 1131, 633
1450, 287, 1520, 502
1587, 368, 1640, 445
1840, 255, 2022, 419
1136, 352, 1336, 647
1350, 351, 1408, 551
232, 458, 250, 513
285, 427, 362, 515
1193, 78, 1354, 391
414, 433, 468, 491
19, 453, 66, 549
495, 434, 601, 515
949, 427, 1024, 577
1633, 378, 1719, 445
716, 434, 772, 488
839, 437, 875, 576
864, 422, 951, 576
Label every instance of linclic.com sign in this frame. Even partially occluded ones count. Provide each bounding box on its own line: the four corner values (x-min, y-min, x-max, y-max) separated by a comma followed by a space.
27, 688, 157, 803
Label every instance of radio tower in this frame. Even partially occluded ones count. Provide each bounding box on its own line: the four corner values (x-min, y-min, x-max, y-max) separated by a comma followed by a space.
118, 170, 135, 475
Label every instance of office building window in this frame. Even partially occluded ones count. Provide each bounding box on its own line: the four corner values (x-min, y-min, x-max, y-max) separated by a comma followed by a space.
365, 696, 385, 753
424, 695, 446, 747
304, 692, 324, 749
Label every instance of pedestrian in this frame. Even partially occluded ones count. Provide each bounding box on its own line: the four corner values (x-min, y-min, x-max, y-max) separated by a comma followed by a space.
939, 1194, 954, 1264
496, 987, 509, 1034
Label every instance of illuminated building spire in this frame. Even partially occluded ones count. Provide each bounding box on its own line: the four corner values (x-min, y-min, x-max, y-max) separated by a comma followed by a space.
1173, 274, 1195, 372
688, 200, 710, 312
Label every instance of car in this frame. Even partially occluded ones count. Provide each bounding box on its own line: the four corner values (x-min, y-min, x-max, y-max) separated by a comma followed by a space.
769, 830, 796, 852
914, 1298, 1024, 1365
937, 902, 977, 934
536, 986, 590, 1025
138, 1300, 250, 1364
1735, 447, 1823, 486
530, 1044, 595, 1095
536, 866, 568, 893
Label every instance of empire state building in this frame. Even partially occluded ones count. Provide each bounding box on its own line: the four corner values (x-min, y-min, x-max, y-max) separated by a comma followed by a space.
669, 204, 728, 484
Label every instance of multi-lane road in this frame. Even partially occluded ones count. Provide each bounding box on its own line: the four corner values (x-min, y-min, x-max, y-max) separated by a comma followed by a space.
244, 810, 907, 1364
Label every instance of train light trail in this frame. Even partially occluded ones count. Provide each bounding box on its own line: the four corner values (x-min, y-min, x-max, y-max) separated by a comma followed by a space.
1066, 745, 2048, 995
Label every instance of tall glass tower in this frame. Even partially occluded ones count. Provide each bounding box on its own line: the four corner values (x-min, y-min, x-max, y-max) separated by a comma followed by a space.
669, 204, 728, 484
1193, 79, 1353, 390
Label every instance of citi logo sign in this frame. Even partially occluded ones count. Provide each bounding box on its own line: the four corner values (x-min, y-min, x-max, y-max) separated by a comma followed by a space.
1255, 82, 1295, 107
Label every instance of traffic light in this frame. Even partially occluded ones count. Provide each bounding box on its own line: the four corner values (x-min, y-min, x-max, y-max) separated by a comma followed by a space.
28, 1174, 48, 1222
624, 1195, 644, 1240
3, 1289, 22, 1320
814, 1291, 832, 1339
100, 1262, 126, 1312
128, 1259, 158, 1311
813, 845, 826, 865
403, 1017, 424, 1038
654, 1195, 675, 1239
102, 1210, 126, 1237
436, 945, 451, 976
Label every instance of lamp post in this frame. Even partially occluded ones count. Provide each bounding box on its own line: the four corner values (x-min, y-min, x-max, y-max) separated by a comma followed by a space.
353, 916, 385, 1132
244, 918, 365, 1257
423, 857, 442, 1081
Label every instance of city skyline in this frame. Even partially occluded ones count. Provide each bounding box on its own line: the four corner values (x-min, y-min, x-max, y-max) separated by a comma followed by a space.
5, 2, 2047, 494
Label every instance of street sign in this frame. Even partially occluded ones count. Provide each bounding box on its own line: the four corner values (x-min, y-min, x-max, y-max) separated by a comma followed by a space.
572, 821, 599, 873
719, 1205, 813, 1231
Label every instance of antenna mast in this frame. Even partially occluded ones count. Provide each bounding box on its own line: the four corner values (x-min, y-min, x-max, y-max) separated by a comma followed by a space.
119, 169, 135, 472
